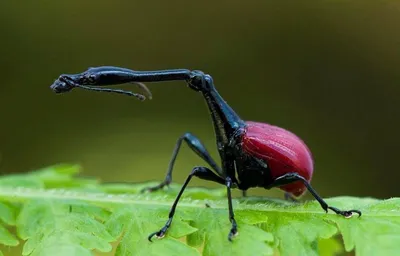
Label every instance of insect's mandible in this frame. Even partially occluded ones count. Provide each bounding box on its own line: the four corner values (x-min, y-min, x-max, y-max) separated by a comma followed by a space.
50, 66, 361, 242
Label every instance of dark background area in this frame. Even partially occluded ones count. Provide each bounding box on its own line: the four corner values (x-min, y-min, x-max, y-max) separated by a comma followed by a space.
0, 1, 399, 200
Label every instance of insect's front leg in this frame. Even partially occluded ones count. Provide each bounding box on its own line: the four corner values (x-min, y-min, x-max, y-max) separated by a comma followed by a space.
148, 166, 225, 241
141, 132, 223, 193
226, 176, 239, 241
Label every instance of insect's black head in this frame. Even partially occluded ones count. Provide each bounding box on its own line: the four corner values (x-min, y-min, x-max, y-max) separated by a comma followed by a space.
50, 75, 75, 93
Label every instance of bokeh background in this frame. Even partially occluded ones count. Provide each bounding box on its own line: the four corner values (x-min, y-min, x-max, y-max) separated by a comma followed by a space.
0, 1, 399, 201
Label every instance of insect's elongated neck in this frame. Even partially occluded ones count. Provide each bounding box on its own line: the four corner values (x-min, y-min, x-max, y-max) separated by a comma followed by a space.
50, 66, 245, 143
200, 82, 244, 146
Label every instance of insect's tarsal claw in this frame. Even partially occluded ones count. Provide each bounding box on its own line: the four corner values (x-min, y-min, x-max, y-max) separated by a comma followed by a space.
344, 214, 352, 218
328, 206, 362, 218
345, 209, 362, 218
141, 187, 156, 193
228, 229, 238, 242
147, 233, 155, 242
148, 230, 165, 242
156, 232, 165, 239
140, 183, 166, 193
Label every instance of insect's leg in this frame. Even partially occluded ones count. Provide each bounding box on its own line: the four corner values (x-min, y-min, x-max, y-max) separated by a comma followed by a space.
148, 166, 225, 241
226, 177, 238, 241
284, 192, 298, 202
141, 132, 222, 192
267, 173, 361, 217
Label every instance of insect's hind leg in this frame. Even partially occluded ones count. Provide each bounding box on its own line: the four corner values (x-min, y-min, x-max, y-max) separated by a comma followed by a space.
284, 192, 298, 202
141, 132, 222, 193
267, 173, 361, 217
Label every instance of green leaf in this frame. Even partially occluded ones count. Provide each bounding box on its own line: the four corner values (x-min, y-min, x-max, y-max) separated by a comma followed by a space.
326, 197, 400, 256
0, 174, 44, 188
17, 200, 114, 256
318, 237, 343, 256
0, 202, 19, 253
236, 196, 400, 256
0, 225, 19, 246
186, 208, 274, 256
260, 207, 337, 256
101, 182, 226, 200
0, 164, 97, 190
0, 202, 16, 226
106, 206, 199, 256
29, 243, 93, 256
0, 165, 397, 255
30, 164, 99, 189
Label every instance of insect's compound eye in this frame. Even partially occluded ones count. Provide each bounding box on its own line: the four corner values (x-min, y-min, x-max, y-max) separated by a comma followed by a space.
79, 73, 97, 84
87, 74, 96, 84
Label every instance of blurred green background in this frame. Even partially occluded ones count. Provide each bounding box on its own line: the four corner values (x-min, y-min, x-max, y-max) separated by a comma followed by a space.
0, 1, 399, 200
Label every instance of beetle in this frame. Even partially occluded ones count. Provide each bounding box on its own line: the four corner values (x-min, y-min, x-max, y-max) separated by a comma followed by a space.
50, 66, 361, 241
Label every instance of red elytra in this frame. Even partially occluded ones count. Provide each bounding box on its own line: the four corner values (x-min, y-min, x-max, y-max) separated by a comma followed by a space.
242, 121, 314, 197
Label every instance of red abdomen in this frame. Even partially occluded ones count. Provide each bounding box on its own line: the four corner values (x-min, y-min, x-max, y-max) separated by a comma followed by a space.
242, 121, 314, 197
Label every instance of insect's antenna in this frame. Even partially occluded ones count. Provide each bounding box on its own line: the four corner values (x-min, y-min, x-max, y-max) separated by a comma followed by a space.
74, 84, 147, 101
134, 82, 152, 100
